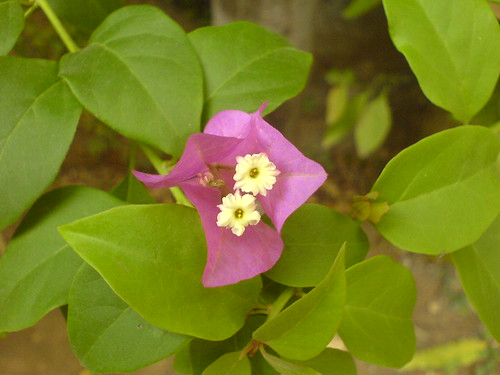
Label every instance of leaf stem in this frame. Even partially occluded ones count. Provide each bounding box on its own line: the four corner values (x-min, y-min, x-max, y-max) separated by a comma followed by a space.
139, 143, 193, 207
267, 287, 295, 321
128, 142, 137, 172
139, 144, 168, 174
170, 187, 193, 207
24, 2, 39, 18
36, 0, 79, 53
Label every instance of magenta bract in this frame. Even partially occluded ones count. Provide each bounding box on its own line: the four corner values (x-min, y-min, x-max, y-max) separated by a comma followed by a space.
134, 103, 327, 287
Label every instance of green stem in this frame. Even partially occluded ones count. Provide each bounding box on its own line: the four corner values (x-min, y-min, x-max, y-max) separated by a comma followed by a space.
267, 287, 295, 321
139, 144, 193, 207
246, 308, 269, 316
128, 142, 137, 172
24, 2, 39, 18
140, 144, 168, 174
170, 187, 193, 207
36, 0, 79, 53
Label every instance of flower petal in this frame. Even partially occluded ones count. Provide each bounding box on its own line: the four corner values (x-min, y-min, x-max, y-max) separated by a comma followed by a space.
206, 105, 327, 232
180, 179, 283, 287
204, 110, 252, 139
204, 223, 283, 287
133, 133, 243, 188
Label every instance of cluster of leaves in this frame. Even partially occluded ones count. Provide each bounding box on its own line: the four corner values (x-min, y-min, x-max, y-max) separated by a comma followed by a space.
328, 0, 500, 160
1, 0, 499, 374
323, 70, 392, 158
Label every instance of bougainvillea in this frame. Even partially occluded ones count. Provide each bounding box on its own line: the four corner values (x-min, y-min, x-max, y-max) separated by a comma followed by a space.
134, 103, 327, 286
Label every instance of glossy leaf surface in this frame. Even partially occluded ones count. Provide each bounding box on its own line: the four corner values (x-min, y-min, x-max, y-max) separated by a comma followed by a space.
202, 351, 251, 375
383, 0, 500, 122
293, 349, 356, 375
338, 255, 416, 367
452, 215, 500, 341
0, 0, 24, 55
249, 352, 280, 375
60, 6, 203, 157
189, 21, 312, 119
68, 263, 190, 372
59, 204, 261, 340
254, 246, 345, 360
0, 57, 81, 230
260, 350, 320, 375
0, 186, 124, 332
266, 204, 368, 287
173, 344, 193, 374
189, 315, 265, 375
373, 126, 500, 254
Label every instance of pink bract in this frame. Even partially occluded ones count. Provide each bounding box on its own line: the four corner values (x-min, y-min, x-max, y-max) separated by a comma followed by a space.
134, 103, 327, 287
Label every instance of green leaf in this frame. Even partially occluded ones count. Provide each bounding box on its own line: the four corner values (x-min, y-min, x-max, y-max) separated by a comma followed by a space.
373, 126, 500, 254
266, 204, 368, 287
174, 344, 193, 374
59, 5, 203, 157
68, 263, 190, 373
110, 171, 155, 204
189, 21, 312, 120
0, 0, 24, 55
326, 85, 349, 125
382, 0, 500, 122
293, 348, 356, 375
249, 351, 280, 375
338, 255, 416, 367
354, 91, 391, 159
58, 204, 261, 340
202, 352, 251, 375
47, 0, 124, 31
343, 0, 381, 19
0, 57, 81, 230
323, 91, 368, 148
452, 214, 500, 341
254, 245, 345, 360
402, 338, 487, 372
189, 315, 266, 375
260, 350, 320, 375
0, 186, 124, 332
471, 83, 500, 127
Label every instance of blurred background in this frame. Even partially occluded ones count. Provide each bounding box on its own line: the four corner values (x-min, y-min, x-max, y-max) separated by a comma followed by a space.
1, 0, 499, 374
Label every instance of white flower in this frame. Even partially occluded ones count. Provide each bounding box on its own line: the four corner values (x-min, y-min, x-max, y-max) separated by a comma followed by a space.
216, 191, 261, 236
233, 153, 280, 196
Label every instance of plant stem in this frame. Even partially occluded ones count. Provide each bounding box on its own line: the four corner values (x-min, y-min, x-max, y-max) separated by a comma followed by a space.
139, 144, 168, 174
170, 187, 193, 207
139, 143, 193, 207
24, 2, 39, 18
267, 287, 295, 321
36, 0, 79, 53
128, 142, 137, 172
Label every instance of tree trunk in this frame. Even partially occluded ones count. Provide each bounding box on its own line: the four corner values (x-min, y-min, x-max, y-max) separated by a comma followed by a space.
211, 0, 318, 52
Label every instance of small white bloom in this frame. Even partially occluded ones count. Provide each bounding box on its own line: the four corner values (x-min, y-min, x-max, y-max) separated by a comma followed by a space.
233, 153, 280, 196
217, 191, 261, 236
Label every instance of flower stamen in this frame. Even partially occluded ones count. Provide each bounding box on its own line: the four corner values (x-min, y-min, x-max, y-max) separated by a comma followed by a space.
249, 168, 259, 178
